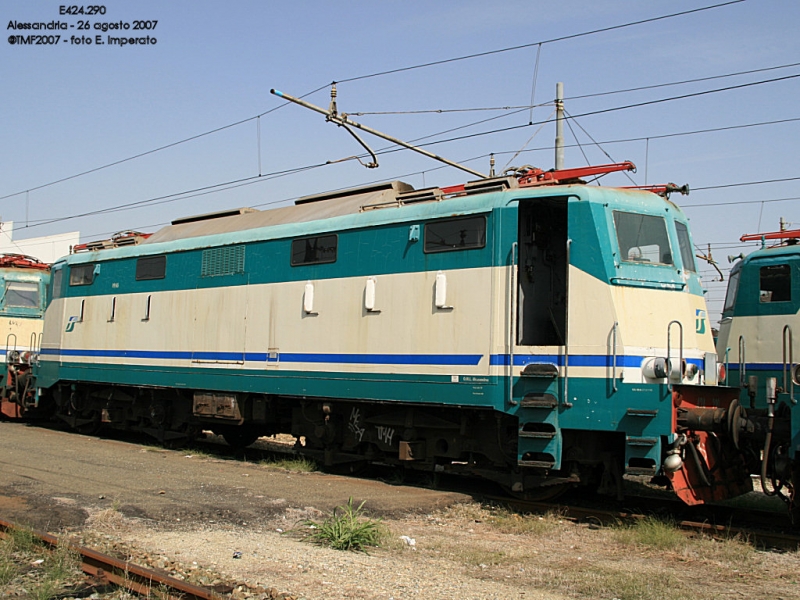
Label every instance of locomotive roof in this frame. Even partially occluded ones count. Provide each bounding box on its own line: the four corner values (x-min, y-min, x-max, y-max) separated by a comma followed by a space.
740, 242, 800, 263
144, 180, 414, 246
57, 179, 687, 265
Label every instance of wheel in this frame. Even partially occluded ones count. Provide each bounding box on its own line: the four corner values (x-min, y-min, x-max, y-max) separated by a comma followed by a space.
73, 411, 103, 436
221, 428, 260, 449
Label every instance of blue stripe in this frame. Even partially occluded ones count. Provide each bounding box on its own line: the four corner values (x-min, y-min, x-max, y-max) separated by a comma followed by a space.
279, 353, 481, 366
39, 348, 481, 366
727, 363, 786, 372
489, 354, 703, 368
39, 348, 702, 369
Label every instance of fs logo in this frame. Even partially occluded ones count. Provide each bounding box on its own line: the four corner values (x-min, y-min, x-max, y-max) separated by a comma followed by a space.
695, 309, 707, 334
65, 316, 79, 332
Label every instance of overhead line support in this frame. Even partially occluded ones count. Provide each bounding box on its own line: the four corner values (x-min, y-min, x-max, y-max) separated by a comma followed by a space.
271, 87, 488, 179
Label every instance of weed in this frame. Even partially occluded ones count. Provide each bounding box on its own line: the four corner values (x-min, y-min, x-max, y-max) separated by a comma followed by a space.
0, 537, 21, 586
260, 456, 316, 472
443, 503, 562, 536
614, 516, 687, 550
299, 498, 387, 552
0, 528, 81, 598
573, 565, 685, 600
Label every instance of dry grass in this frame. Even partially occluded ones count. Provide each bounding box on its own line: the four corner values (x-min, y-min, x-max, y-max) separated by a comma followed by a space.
0, 527, 82, 599
404, 504, 800, 600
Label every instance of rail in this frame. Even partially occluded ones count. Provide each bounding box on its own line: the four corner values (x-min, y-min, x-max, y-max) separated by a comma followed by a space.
0, 518, 221, 600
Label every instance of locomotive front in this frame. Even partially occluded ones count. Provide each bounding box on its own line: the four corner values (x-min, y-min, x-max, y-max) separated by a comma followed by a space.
501, 182, 730, 501
0, 254, 50, 419
715, 232, 800, 517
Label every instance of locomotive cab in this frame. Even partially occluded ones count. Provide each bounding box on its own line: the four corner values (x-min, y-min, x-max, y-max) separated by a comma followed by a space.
714, 232, 800, 514
0, 254, 50, 419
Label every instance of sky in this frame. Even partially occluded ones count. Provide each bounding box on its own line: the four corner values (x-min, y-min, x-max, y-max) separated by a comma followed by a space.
1, 0, 799, 326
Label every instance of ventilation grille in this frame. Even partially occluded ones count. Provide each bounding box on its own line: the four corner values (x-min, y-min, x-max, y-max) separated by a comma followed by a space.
201, 245, 245, 277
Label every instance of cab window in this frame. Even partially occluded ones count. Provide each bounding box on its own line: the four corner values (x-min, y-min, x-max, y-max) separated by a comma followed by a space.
675, 222, 696, 272
3, 281, 39, 309
69, 264, 95, 286
723, 267, 740, 312
614, 211, 673, 265
760, 264, 791, 302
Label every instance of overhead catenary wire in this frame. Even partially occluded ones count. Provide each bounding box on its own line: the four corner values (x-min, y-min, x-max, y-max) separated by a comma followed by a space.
17, 113, 800, 231
372, 72, 800, 154
0, 82, 332, 203
1, 1, 747, 203
347, 61, 800, 117
334, 1, 745, 84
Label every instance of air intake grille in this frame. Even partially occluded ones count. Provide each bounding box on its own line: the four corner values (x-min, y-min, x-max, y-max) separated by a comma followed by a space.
201, 245, 245, 277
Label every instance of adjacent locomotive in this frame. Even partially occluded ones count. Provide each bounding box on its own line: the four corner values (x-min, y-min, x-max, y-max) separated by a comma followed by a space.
34, 162, 741, 503
0, 254, 50, 419
716, 228, 800, 511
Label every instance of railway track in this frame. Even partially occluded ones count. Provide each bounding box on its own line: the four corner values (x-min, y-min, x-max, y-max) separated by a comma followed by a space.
0, 518, 223, 600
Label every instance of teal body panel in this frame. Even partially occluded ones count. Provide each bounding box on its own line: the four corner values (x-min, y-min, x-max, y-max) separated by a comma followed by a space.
51, 186, 705, 300
41, 356, 668, 469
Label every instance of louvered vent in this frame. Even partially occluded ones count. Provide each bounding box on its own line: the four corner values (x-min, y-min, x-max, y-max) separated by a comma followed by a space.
201, 245, 245, 277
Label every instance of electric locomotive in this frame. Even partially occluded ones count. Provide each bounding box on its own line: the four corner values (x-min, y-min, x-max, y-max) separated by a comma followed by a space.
33, 162, 750, 506
0, 254, 50, 419
716, 228, 800, 513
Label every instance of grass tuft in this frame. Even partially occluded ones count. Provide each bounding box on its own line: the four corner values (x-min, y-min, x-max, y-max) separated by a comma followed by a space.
260, 456, 317, 472
298, 497, 387, 552
614, 516, 687, 550
0, 527, 81, 597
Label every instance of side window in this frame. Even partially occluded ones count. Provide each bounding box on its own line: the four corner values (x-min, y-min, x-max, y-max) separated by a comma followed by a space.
136, 255, 166, 280
614, 211, 673, 265
51, 268, 64, 299
424, 216, 486, 253
291, 235, 337, 266
723, 267, 740, 312
69, 263, 95, 286
675, 222, 696, 272
760, 264, 791, 302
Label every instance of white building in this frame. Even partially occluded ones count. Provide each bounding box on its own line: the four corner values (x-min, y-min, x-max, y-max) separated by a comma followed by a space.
0, 221, 79, 264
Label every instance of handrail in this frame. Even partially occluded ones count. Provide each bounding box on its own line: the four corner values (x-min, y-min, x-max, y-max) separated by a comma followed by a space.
5, 333, 17, 359
783, 325, 796, 404
508, 242, 518, 406
738, 336, 746, 388
724, 347, 730, 386
563, 239, 572, 407
611, 321, 619, 393
667, 320, 684, 385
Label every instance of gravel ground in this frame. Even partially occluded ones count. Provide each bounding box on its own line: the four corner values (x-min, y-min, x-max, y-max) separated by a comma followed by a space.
1, 421, 799, 600
81, 508, 563, 599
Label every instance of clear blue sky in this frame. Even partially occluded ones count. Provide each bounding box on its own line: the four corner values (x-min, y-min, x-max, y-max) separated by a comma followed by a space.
2, 0, 798, 325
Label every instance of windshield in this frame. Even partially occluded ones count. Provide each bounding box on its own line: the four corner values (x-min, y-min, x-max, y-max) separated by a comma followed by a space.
3, 281, 40, 309
723, 266, 740, 313
614, 211, 673, 265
